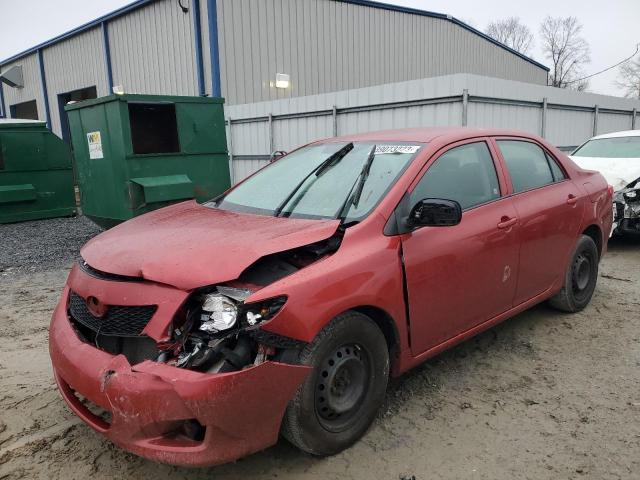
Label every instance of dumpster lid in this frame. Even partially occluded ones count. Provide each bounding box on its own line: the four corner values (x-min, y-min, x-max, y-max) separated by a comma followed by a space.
0, 119, 47, 128
64, 93, 225, 111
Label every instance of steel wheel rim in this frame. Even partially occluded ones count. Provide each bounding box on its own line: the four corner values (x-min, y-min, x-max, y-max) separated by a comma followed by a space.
314, 343, 370, 433
572, 251, 593, 300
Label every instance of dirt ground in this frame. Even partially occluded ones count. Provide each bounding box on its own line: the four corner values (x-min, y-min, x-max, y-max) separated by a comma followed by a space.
0, 229, 639, 479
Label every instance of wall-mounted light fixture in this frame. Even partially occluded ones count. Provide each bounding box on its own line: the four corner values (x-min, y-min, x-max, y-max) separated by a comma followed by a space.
274, 73, 290, 89
112, 85, 125, 95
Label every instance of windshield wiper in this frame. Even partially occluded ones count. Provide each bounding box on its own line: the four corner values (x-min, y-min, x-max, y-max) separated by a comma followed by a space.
336, 145, 376, 223
273, 142, 354, 217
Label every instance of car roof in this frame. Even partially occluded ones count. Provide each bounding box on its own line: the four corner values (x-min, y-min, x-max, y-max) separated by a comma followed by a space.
590, 129, 640, 140
328, 127, 538, 144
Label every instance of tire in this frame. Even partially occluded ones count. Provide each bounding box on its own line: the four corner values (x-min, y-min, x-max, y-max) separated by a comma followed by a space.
281, 311, 389, 456
549, 234, 599, 313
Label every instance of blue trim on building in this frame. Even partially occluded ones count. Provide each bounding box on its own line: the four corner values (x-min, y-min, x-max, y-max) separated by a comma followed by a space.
0, 0, 156, 66
37, 50, 52, 128
207, 0, 222, 98
102, 22, 114, 93
192, 0, 206, 96
0, 81, 5, 118
341, 0, 549, 71
0, 0, 549, 76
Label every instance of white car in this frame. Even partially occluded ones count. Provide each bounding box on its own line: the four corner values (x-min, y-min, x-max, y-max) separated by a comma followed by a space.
570, 130, 640, 236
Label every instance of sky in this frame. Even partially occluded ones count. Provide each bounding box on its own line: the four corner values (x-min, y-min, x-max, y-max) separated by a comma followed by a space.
0, 0, 638, 97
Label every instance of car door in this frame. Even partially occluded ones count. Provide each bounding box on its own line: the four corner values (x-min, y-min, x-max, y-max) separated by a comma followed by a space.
492, 138, 583, 306
400, 139, 521, 356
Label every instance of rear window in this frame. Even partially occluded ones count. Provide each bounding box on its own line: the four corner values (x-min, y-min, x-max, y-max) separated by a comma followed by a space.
497, 140, 556, 193
572, 136, 640, 158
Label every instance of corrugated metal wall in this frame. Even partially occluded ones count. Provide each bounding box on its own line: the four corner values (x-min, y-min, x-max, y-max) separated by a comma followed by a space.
43, 27, 109, 135
545, 108, 594, 147
338, 103, 463, 136
216, 0, 548, 105
467, 103, 541, 133
599, 111, 635, 136
0, 53, 45, 121
225, 73, 640, 182
108, 0, 199, 96
1, 0, 551, 137
232, 157, 271, 183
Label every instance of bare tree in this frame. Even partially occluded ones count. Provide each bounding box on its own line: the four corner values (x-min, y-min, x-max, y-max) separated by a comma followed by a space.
486, 17, 534, 55
539, 16, 591, 90
615, 56, 640, 99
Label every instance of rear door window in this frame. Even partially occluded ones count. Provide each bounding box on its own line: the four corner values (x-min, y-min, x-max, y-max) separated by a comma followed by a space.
497, 140, 555, 193
411, 141, 501, 210
546, 152, 566, 181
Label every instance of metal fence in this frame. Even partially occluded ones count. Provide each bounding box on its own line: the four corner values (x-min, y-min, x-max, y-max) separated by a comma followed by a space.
224, 74, 640, 183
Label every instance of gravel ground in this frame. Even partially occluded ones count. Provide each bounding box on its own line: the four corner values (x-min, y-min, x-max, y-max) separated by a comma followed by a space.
0, 216, 101, 274
0, 219, 639, 479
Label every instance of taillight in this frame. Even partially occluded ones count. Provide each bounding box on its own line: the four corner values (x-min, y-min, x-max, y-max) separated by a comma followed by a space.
607, 185, 614, 197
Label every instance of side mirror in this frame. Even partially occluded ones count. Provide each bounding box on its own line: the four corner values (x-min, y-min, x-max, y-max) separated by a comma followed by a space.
407, 198, 462, 228
269, 150, 287, 162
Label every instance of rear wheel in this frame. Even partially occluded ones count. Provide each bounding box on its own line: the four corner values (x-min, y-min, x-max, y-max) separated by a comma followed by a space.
281, 311, 389, 455
549, 234, 599, 312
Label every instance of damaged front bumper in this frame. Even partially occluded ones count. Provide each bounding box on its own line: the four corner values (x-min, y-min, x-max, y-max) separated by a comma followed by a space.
49, 285, 310, 467
613, 185, 640, 235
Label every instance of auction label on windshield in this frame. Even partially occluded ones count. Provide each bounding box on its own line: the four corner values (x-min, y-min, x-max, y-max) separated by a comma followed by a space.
375, 145, 420, 155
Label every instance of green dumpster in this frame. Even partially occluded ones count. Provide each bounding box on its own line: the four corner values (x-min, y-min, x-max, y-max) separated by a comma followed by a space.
65, 94, 230, 229
0, 119, 76, 224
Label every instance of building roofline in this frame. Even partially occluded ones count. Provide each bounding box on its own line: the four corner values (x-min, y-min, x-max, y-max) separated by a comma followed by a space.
342, 0, 549, 72
1, 0, 550, 73
0, 0, 155, 66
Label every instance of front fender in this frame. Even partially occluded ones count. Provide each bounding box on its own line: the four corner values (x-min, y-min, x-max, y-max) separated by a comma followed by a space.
251, 222, 409, 355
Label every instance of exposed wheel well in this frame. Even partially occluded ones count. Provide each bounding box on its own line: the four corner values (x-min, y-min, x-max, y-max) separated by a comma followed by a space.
352, 306, 400, 363
582, 225, 603, 258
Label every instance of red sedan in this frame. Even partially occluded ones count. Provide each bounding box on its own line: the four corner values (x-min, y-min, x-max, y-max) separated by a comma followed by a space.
49, 128, 612, 466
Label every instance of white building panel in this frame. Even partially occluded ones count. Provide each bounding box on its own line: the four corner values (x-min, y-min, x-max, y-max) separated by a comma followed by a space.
43, 27, 109, 136
216, 0, 548, 105
468, 102, 541, 136
273, 115, 334, 153
232, 158, 270, 183
228, 121, 270, 156
0, 53, 45, 121
108, 0, 198, 96
225, 73, 640, 182
598, 112, 634, 136
545, 109, 594, 148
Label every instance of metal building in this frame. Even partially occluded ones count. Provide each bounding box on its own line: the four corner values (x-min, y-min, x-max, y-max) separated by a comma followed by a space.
223, 73, 640, 182
0, 0, 549, 140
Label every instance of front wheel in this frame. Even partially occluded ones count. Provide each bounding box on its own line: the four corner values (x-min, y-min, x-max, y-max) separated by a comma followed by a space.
549, 234, 599, 312
281, 311, 389, 455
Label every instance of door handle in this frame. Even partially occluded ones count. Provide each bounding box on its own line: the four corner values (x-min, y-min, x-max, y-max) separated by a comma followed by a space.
567, 194, 578, 205
497, 216, 518, 229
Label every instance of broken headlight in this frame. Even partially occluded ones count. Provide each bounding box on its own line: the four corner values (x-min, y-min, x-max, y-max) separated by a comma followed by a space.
623, 189, 639, 202
200, 293, 239, 333
197, 286, 286, 334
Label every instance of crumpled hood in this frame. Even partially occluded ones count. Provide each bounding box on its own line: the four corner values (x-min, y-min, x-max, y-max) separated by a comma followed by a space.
81, 201, 340, 290
569, 156, 640, 191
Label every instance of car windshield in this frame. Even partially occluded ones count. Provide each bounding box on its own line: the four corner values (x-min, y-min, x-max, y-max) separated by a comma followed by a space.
213, 142, 422, 221
572, 136, 640, 158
